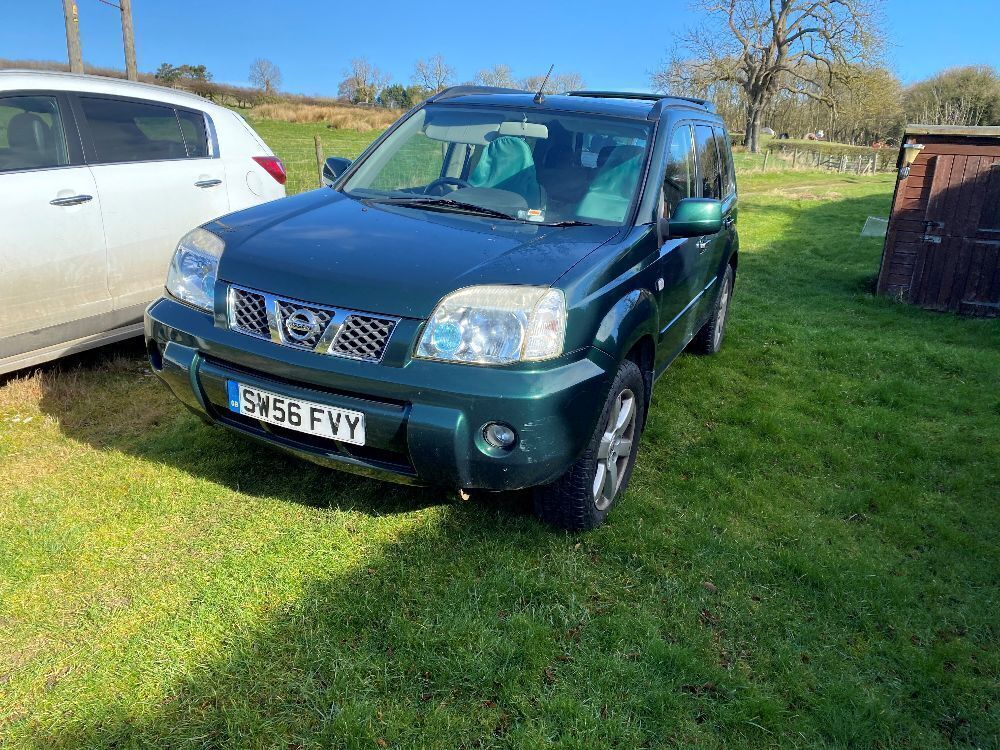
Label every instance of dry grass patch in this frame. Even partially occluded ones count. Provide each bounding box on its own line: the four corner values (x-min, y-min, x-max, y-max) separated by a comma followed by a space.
251, 102, 401, 130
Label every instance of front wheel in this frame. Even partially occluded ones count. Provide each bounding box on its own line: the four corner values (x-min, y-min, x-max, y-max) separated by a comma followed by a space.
532, 359, 646, 531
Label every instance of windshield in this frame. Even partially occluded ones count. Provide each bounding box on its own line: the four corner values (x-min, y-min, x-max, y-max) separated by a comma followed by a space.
342, 105, 652, 226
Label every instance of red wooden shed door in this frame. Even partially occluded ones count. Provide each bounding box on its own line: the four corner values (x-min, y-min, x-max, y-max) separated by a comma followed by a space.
912, 154, 1000, 313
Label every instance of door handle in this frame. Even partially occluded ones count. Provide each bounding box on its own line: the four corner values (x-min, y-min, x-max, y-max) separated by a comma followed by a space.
50, 194, 93, 206
695, 238, 710, 251
194, 179, 223, 188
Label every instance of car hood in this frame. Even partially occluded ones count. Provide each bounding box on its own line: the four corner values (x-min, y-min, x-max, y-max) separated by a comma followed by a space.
210, 190, 621, 319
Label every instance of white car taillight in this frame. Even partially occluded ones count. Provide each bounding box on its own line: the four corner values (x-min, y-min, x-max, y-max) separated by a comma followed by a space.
252, 156, 287, 185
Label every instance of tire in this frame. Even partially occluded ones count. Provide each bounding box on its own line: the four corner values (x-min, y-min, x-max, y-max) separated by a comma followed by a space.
533, 359, 646, 531
689, 264, 734, 355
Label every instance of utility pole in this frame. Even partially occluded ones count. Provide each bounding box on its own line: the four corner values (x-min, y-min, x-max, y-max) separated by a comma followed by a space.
119, 0, 138, 81
61, 0, 83, 74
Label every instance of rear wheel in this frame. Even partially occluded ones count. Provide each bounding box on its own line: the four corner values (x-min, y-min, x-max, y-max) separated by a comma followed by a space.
533, 359, 646, 531
690, 264, 734, 355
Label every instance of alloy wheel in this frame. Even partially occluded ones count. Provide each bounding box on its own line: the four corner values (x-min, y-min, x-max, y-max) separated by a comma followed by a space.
712, 274, 732, 350
594, 387, 637, 510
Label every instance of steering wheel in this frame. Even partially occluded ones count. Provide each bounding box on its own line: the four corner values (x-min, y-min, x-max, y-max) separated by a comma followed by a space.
423, 177, 471, 195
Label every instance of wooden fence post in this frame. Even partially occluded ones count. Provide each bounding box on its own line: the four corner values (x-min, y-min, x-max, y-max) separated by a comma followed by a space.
856, 156, 863, 174
314, 135, 325, 187
840, 155, 848, 173
791, 150, 798, 169
762, 150, 769, 172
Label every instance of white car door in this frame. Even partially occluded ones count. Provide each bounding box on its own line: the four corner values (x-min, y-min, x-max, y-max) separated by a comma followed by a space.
0, 93, 110, 347
75, 95, 230, 313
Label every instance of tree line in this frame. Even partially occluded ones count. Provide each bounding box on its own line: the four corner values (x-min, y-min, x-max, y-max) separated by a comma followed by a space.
335, 56, 585, 108
147, 43, 1000, 150
5, 54, 586, 113
653, 0, 998, 151
5, 9, 996, 150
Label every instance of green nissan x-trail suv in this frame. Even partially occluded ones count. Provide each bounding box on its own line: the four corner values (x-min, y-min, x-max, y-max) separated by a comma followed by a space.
146, 87, 738, 530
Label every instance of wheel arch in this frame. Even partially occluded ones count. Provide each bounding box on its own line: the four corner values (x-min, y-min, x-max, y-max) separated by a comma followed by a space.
592, 288, 658, 398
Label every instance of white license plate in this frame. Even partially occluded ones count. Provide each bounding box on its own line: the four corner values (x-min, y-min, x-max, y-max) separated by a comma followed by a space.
226, 381, 365, 445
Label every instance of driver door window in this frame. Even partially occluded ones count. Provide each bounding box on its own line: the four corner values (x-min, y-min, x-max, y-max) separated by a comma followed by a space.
370, 130, 446, 191
663, 125, 695, 218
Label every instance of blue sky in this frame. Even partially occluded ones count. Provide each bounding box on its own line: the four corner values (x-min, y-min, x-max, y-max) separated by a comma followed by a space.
2, 0, 997, 95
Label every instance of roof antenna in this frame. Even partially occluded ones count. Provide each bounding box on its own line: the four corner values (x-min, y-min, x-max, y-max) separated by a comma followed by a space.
533, 64, 554, 104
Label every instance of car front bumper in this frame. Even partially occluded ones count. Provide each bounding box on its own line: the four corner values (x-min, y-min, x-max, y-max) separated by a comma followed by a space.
144, 297, 617, 490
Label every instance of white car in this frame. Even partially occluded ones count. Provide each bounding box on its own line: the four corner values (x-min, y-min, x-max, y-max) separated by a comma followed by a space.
0, 70, 286, 375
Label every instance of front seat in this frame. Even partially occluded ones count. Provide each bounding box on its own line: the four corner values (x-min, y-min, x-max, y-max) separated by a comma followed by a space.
7, 112, 55, 168
468, 136, 542, 208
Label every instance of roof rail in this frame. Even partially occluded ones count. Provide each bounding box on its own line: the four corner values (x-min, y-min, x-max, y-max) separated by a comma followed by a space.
566, 90, 715, 119
428, 84, 528, 102
566, 90, 665, 101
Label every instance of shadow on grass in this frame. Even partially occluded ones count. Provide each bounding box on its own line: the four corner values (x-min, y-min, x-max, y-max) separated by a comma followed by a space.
23, 338, 483, 518
13, 185, 997, 748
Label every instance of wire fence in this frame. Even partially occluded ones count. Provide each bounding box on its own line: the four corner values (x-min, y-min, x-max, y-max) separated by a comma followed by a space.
736, 146, 897, 175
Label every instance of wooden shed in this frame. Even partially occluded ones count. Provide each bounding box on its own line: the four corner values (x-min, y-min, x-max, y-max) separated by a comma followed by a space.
877, 124, 1000, 316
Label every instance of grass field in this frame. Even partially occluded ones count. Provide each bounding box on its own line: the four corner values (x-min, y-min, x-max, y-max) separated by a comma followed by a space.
1, 154, 998, 746
246, 119, 382, 195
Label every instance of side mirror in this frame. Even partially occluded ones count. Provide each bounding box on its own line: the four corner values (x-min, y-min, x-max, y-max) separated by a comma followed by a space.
322, 156, 352, 186
662, 198, 723, 238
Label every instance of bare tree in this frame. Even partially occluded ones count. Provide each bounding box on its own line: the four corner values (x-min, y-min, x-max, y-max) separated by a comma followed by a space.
520, 71, 585, 94
474, 64, 517, 88
554, 72, 585, 92
248, 57, 282, 95
655, 0, 884, 152
339, 57, 389, 105
412, 54, 455, 94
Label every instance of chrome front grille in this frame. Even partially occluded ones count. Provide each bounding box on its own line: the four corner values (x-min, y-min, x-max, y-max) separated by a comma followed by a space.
230, 289, 269, 339
332, 315, 397, 360
227, 285, 398, 362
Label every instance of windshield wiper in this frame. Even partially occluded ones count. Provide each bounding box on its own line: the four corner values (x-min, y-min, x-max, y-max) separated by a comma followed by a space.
542, 220, 594, 227
367, 196, 517, 221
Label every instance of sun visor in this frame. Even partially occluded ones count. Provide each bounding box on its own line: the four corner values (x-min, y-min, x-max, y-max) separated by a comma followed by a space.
423, 111, 502, 145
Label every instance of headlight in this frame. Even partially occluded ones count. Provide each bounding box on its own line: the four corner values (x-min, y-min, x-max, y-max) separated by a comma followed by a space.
416, 285, 566, 365
165, 228, 225, 312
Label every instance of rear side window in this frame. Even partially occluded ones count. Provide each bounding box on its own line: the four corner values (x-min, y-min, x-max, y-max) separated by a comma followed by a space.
176, 109, 210, 157
714, 127, 736, 198
694, 124, 722, 200
663, 124, 695, 218
80, 97, 188, 163
0, 95, 70, 172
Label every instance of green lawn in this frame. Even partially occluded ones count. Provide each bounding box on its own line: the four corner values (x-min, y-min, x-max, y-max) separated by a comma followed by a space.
1, 167, 998, 748
246, 119, 381, 196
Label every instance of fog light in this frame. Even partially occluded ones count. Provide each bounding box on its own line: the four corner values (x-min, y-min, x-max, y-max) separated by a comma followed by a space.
483, 422, 517, 449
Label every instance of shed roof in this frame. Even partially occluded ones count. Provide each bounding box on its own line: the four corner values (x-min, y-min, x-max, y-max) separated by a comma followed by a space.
904, 124, 1000, 138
